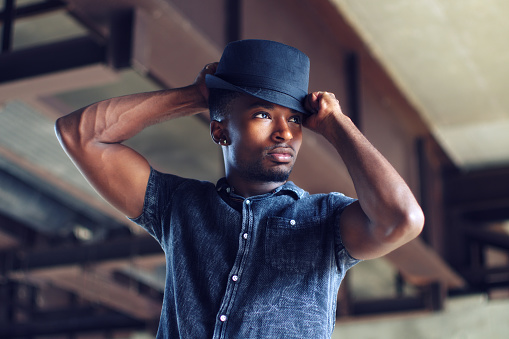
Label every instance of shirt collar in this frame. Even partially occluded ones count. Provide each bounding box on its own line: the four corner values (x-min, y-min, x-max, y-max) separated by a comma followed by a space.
216, 177, 305, 200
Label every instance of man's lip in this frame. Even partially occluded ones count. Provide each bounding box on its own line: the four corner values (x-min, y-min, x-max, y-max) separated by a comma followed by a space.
266, 146, 295, 162
267, 146, 295, 156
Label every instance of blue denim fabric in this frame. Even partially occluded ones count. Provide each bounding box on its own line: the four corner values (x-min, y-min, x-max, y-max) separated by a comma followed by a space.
130, 168, 360, 338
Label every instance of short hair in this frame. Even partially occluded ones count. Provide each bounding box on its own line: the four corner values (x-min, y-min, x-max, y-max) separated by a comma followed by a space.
208, 88, 243, 122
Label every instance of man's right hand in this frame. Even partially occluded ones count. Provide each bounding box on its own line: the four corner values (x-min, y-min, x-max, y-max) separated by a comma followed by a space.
193, 62, 218, 106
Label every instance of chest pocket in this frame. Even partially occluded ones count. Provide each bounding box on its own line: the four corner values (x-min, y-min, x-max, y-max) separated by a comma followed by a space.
265, 216, 322, 274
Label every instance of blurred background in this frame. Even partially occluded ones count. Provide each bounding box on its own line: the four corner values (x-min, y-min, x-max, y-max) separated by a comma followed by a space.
0, 0, 508, 338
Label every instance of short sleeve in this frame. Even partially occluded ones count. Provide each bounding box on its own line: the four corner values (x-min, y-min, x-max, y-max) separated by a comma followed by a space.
328, 192, 362, 271
129, 168, 187, 242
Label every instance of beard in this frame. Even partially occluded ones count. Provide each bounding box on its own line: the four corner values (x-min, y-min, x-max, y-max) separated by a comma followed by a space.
239, 157, 294, 183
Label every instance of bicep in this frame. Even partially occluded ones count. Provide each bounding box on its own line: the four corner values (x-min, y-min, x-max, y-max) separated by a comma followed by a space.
339, 201, 387, 260
56, 117, 151, 219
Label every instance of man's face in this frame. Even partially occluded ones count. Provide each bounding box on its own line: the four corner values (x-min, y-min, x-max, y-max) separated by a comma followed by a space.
223, 94, 304, 184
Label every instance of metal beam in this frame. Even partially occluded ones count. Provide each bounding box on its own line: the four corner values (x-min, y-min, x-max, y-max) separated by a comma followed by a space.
349, 296, 425, 316
461, 265, 509, 284
13, 265, 163, 320
1, 0, 15, 53
0, 64, 119, 102
0, 36, 106, 84
6, 234, 162, 272
0, 0, 66, 23
465, 226, 509, 251
0, 212, 42, 249
345, 282, 445, 317
0, 167, 117, 236
226, 0, 242, 43
0, 312, 146, 338
108, 9, 134, 69
345, 52, 361, 129
445, 166, 509, 214
384, 238, 466, 289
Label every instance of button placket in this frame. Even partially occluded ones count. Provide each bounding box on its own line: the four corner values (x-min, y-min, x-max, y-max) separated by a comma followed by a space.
214, 198, 254, 337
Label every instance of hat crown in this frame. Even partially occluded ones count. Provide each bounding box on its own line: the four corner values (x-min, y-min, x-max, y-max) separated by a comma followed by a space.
206, 39, 311, 114
215, 40, 309, 92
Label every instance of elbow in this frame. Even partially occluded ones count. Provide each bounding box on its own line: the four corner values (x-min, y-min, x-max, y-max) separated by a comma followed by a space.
55, 116, 72, 148
403, 205, 425, 240
55, 114, 82, 154
55, 116, 65, 138
391, 204, 425, 245
55, 116, 66, 144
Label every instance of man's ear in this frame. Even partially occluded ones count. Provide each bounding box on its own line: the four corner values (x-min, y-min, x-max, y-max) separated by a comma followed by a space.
210, 120, 228, 145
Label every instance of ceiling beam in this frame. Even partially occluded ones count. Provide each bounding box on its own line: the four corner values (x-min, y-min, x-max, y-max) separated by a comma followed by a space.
107, 9, 134, 70
0, 213, 40, 249
0, 230, 18, 250
11, 266, 162, 320
384, 238, 466, 289
0, 0, 66, 23
0, 311, 145, 338
345, 52, 361, 129
0, 36, 107, 84
5, 235, 165, 321
225, 0, 242, 43
465, 226, 509, 251
445, 166, 509, 214
6, 234, 162, 272
0, 64, 119, 102
0, 167, 125, 236
1, 0, 15, 52
131, 5, 221, 88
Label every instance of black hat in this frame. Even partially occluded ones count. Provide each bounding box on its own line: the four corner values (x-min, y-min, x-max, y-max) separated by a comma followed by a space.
206, 39, 310, 115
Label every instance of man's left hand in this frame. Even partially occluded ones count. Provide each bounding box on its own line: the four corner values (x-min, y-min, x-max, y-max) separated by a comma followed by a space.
303, 91, 345, 136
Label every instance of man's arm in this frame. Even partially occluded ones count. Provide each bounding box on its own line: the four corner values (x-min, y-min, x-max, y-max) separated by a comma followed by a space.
55, 63, 217, 219
304, 91, 425, 260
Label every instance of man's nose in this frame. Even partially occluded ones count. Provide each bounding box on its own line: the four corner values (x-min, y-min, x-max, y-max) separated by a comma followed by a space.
272, 119, 293, 142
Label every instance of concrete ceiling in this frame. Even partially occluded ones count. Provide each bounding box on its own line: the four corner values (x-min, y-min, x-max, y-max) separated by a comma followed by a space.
1, 0, 508, 336
332, 0, 509, 169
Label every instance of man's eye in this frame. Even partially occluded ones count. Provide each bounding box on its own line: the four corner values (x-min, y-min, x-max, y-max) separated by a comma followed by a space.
254, 112, 270, 119
289, 116, 302, 124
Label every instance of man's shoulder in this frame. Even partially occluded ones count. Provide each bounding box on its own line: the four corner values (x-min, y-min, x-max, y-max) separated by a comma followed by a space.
148, 168, 217, 195
284, 181, 353, 201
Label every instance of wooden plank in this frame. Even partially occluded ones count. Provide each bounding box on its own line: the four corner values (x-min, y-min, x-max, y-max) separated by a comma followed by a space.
0, 230, 18, 250
446, 166, 509, 209
10, 266, 162, 320
0, 64, 118, 102
384, 238, 466, 289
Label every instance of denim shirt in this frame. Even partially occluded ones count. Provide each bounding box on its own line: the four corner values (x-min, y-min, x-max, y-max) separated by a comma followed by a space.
130, 168, 360, 338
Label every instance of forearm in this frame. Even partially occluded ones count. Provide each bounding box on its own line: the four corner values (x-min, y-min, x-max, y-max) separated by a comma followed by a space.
56, 85, 206, 147
324, 113, 423, 235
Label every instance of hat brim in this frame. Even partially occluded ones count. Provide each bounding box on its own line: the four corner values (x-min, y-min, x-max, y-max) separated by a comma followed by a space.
206, 74, 311, 115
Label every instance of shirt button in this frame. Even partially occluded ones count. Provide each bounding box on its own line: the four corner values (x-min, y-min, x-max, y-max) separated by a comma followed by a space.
220, 315, 227, 322
232, 275, 238, 282
243, 233, 248, 240
290, 219, 296, 226
245, 199, 250, 205
226, 187, 231, 193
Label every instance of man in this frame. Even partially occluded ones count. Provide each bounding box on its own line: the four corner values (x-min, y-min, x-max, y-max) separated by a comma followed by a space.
56, 40, 424, 338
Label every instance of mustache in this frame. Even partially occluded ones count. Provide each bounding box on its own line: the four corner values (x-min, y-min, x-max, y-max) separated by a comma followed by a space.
264, 144, 296, 155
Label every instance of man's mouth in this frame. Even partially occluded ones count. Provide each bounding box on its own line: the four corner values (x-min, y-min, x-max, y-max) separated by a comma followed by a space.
266, 145, 295, 163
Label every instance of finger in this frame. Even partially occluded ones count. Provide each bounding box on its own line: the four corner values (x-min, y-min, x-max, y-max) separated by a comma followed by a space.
204, 62, 218, 72
305, 92, 320, 113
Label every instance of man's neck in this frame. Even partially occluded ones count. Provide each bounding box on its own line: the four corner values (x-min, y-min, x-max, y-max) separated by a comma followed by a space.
225, 177, 285, 198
